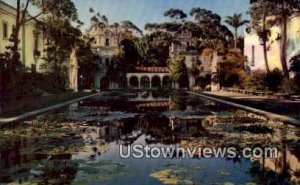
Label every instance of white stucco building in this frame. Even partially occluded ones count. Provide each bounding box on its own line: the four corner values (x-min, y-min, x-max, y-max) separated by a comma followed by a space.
0, 0, 45, 72
244, 15, 300, 72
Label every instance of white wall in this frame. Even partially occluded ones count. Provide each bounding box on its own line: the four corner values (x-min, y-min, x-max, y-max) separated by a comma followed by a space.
244, 15, 300, 72
0, 2, 45, 72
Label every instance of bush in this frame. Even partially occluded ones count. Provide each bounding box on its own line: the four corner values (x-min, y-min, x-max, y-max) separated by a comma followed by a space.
195, 74, 211, 90
265, 68, 283, 92
280, 78, 298, 94
243, 70, 267, 91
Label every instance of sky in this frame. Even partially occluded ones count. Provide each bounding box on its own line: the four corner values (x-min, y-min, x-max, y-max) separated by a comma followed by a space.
3, 0, 251, 35
75, 0, 250, 34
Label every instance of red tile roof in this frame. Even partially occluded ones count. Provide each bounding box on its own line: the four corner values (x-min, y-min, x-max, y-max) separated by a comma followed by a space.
129, 67, 169, 73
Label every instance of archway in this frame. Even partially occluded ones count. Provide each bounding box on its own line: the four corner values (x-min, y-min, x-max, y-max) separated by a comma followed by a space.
100, 77, 109, 90
129, 76, 139, 88
140, 76, 150, 89
151, 76, 161, 88
162, 76, 171, 88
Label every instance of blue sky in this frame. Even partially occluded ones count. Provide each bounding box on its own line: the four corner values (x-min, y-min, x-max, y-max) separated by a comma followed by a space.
75, 0, 250, 33
3, 0, 250, 34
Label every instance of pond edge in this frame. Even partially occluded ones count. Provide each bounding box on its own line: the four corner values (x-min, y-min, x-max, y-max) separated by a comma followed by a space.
0, 92, 103, 125
188, 91, 300, 127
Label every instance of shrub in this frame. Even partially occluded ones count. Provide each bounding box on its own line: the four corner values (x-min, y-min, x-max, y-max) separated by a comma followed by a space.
195, 74, 211, 90
279, 78, 298, 94
265, 68, 283, 92
243, 70, 267, 91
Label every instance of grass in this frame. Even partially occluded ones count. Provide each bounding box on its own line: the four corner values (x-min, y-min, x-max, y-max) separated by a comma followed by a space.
0, 92, 94, 118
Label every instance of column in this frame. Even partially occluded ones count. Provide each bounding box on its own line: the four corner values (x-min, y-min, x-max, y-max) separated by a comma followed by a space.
138, 76, 141, 89
160, 76, 163, 87
127, 75, 130, 87
149, 76, 152, 89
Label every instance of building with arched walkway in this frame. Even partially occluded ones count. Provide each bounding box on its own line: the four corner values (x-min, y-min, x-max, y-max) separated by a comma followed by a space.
126, 67, 173, 89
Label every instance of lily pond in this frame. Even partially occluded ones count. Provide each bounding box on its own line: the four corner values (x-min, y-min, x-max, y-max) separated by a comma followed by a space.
0, 91, 300, 185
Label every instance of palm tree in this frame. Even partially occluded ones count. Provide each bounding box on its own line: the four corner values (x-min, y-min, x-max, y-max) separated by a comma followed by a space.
225, 13, 249, 49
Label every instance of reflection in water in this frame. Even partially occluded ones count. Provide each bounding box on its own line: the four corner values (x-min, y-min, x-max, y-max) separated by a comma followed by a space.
0, 91, 299, 185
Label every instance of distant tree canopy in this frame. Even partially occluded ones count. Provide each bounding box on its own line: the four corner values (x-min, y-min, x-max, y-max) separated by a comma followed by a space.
225, 13, 249, 49
145, 7, 233, 52
121, 20, 143, 35
164, 8, 187, 21
119, 31, 173, 67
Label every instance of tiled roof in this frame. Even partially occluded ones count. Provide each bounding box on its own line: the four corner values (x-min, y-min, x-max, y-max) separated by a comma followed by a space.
129, 67, 169, 73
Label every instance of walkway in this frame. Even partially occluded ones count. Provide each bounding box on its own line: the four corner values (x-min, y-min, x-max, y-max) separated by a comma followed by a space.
201, 91, 300, 121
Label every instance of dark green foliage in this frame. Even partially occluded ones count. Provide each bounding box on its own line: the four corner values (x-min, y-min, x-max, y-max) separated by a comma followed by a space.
243, 71, 267, 91
225, 13, 249, 49
164, 8, 187, 20
280, 78, 298, 94
196, 74, 211, 90
234, 124, 273, 134
169, 55, 189, 88
290, 54, 300, 88
217, 51, 247, 88
121, 20, 143, 35
265, 68, 284, 92
77, 39, 99, 90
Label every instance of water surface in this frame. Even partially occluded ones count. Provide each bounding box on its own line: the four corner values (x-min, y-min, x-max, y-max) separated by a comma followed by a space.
0, 91, 299, 185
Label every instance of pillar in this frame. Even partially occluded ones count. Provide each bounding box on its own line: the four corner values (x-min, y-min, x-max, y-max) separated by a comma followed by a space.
127, 76, 130, 87
138, 76, 141, 89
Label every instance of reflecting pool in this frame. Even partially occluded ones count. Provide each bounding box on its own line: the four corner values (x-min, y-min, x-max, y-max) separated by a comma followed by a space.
0, 91, 299, 185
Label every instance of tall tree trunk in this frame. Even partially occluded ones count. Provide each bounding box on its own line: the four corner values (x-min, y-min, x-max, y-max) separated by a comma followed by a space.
280, 11, 289, 78
10, 0, 21, 102
262, 14, 270, 73
234, 28, 238, 49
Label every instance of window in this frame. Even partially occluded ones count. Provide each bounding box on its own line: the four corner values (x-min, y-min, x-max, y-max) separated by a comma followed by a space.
200, 66, 204, 72
251, 45, 255, 66
33, 31, 40, 52
3, 22, 8, 39
187, 42, 190, 48
105, 38, 110, 47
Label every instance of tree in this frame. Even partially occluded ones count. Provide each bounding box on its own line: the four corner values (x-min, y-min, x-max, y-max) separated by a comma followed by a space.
89, 8, 108, 26
190, 7, 233, 52
76, 38, 99, 90
5, 0, 79, 97
266, 0, 300, 77
169, 55, 189, 88
249, 0, 277, 72
225, 13, 249, 49
39, 0, 82, 92
134, 31, 173, 66
164, 8, 187, 21
289, 54, 300, 86
217, 51, 247, 88
121, 20, 143, 35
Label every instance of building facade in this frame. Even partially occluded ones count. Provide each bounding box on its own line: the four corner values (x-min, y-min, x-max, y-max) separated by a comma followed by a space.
86, 23, 137, 90
0, 0, 45, 72
244, 14, 300, 72
169, 31, 212, 89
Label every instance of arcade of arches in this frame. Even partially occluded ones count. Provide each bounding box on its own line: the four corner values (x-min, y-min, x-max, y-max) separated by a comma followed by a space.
127, 74, 172, 89
126, 67, 172, 89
